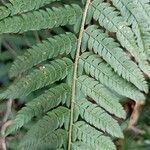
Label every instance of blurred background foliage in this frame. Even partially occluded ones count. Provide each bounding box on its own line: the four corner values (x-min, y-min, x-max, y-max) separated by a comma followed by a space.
121, 94, 150, 150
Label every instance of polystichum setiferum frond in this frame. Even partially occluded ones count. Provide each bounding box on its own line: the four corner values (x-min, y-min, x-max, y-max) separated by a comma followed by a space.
0, 0, 149, 149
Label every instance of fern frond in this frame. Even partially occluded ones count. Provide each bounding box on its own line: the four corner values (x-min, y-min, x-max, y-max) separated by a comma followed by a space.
112, 0, 150, 61
140, 0, 150, 16
0, 0, 149, 149
19, 129, 68, 150
71, 142, 94, 150
132, 22, 150, 62
0, 57, 72, 99
111, 0, 149, 28
143, 31, 150, 60
0, 0, 60, 20
79, 52, 145, 100
0, 5, 10, 20
89, 0, 150, 76
117, 0, 150, 26
18, 106, 69, 150
0, 4, 82, 34
10, 32, 77, 77
73, 121, 116, 150
89, 0, 138, 52
77, 75, 126, 119
6, 84, 70, 135
82, 25, 148, 93
75, 99, 124, 138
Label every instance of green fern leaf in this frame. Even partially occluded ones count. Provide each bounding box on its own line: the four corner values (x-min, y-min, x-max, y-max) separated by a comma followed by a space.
112, 0, 150, 61
71, 142, 94, 150
82, 25, 148, 93
0, 6, 10, 20
10, 32, 77, 77
0, 57, 72, 99
77, 75, 126, 119
0, 4, 82, 34
89, 0, 150, 76
75, 99, 124, 138
19, 129, 68, 150
79, 52, 145, 100
117, 0, 150, 26
73, 121, 116, 150
18, 106, 69, 149
0, 0, 61, 20
6, 84, 70, 135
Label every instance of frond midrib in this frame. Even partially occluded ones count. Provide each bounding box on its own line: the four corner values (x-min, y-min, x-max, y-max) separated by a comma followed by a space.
68, 0, 91, 150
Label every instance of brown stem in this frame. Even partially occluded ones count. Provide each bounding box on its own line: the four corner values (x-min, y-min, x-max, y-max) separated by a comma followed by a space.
0, 99, 13, 150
